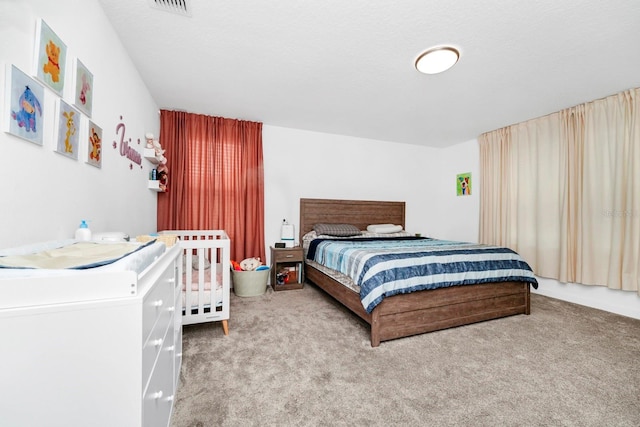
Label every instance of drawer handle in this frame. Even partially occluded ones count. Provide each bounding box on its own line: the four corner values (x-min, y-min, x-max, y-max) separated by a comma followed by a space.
150, 391, 174, 402
153, 299, 164, 307
153, 338, 164, 347
285, 255, 293, 258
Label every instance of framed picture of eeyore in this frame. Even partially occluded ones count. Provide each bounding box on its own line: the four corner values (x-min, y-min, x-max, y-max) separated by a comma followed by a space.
4, 64, 45, 145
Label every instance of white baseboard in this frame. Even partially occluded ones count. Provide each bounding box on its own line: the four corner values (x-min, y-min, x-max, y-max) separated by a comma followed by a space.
531, 277, 640, 320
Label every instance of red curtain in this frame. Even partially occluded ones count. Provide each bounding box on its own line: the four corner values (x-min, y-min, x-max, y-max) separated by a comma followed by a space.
157, 110, 265, 263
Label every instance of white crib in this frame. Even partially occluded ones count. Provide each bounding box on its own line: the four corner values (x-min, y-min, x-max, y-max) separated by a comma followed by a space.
160, 230, 230, 334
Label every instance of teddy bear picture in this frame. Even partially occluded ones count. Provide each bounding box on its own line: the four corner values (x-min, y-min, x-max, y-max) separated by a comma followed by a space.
35, 19, 67, 96
42, 40, 61, 83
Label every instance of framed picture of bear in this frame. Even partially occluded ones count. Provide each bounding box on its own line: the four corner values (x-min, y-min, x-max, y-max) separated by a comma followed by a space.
34, 18, 67, 96
4, 64, 45, 145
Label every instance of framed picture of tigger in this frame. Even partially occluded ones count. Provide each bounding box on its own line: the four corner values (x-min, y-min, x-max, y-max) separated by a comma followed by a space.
86, 120, 102, 168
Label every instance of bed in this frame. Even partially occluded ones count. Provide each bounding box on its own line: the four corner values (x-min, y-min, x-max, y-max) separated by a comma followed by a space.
159, 230, 230, 335
300, 198, 538, 347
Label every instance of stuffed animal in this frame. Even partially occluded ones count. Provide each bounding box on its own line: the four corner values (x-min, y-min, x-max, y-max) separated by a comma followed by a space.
239, 257, 262, 271
152, 139, 164, 154
145, 132, 155, 148
153, 140, 167, 164
157, 170, 168, 192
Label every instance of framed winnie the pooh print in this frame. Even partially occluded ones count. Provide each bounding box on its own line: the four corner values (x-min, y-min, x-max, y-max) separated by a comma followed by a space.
4, 64, 45, 145
34, 18, 67, 96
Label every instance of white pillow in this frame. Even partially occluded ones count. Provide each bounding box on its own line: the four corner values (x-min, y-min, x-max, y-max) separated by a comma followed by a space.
361, 230, 412, 238
183, 256, 211, 270
366, 224, 403, 234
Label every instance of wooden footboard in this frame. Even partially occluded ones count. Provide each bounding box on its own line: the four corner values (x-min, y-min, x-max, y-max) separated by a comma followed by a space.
371, 280, 530, 346
306, 263, 530, 347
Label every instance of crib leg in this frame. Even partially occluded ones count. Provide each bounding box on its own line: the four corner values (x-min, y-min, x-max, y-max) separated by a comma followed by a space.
221, 319, 229, 336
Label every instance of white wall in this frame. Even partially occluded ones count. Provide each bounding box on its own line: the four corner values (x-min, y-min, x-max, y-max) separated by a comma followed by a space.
262, 125, 439, 248
0, 0, 160, 248
430, 139, 479, 242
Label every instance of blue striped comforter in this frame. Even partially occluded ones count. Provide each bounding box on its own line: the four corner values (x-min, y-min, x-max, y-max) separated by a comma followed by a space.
307, 237, 538, 313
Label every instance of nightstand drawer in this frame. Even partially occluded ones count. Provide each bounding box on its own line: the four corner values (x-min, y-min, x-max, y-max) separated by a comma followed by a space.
272, 249, 303, 263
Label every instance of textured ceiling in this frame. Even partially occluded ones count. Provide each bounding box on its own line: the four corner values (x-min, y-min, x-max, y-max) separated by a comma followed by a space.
97, 0, 640, 148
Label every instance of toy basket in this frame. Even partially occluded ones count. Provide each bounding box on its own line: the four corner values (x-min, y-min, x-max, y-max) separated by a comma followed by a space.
231, 269, 269, 297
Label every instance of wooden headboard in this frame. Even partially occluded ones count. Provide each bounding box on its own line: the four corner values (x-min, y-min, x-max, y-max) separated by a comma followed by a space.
299, 198, 406, 241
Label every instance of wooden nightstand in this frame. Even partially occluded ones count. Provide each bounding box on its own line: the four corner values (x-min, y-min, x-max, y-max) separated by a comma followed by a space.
270, 246, 304, 291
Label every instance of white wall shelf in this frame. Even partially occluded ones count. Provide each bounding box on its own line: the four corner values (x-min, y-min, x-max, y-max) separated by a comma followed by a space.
148, 180, 163, 192
143, 148, 159, 164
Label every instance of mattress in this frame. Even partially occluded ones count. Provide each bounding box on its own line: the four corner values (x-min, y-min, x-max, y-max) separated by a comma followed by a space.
182, 288, 223, 309
182, 268, 224, 308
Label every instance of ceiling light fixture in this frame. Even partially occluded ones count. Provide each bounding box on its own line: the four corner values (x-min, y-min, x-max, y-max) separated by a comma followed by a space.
415, 46, 460, 75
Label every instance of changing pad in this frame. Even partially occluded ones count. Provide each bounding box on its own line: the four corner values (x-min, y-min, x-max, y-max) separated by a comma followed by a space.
0, 241, 155, 270
0, 239, 166, 278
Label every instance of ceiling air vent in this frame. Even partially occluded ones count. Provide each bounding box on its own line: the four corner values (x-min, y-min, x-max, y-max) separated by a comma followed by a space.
148, 0, 191, 17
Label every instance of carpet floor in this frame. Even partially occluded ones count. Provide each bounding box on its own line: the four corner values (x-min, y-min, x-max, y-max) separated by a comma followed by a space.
170, 284, 640, 427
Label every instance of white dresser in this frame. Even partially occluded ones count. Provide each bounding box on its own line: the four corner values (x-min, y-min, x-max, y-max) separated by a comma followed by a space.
0, 244, 182, 427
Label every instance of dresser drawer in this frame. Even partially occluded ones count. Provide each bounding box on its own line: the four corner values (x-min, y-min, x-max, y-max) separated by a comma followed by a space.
142, 310, 174, 387
143, 325, 175, 427
142, 269, 174, 341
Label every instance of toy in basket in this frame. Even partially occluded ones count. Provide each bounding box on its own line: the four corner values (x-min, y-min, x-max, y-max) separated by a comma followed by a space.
230, 257, 269, 297
135, 234, 178, 247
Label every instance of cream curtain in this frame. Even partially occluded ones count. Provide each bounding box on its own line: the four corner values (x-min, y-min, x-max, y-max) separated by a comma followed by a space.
479, 88, 640, 294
